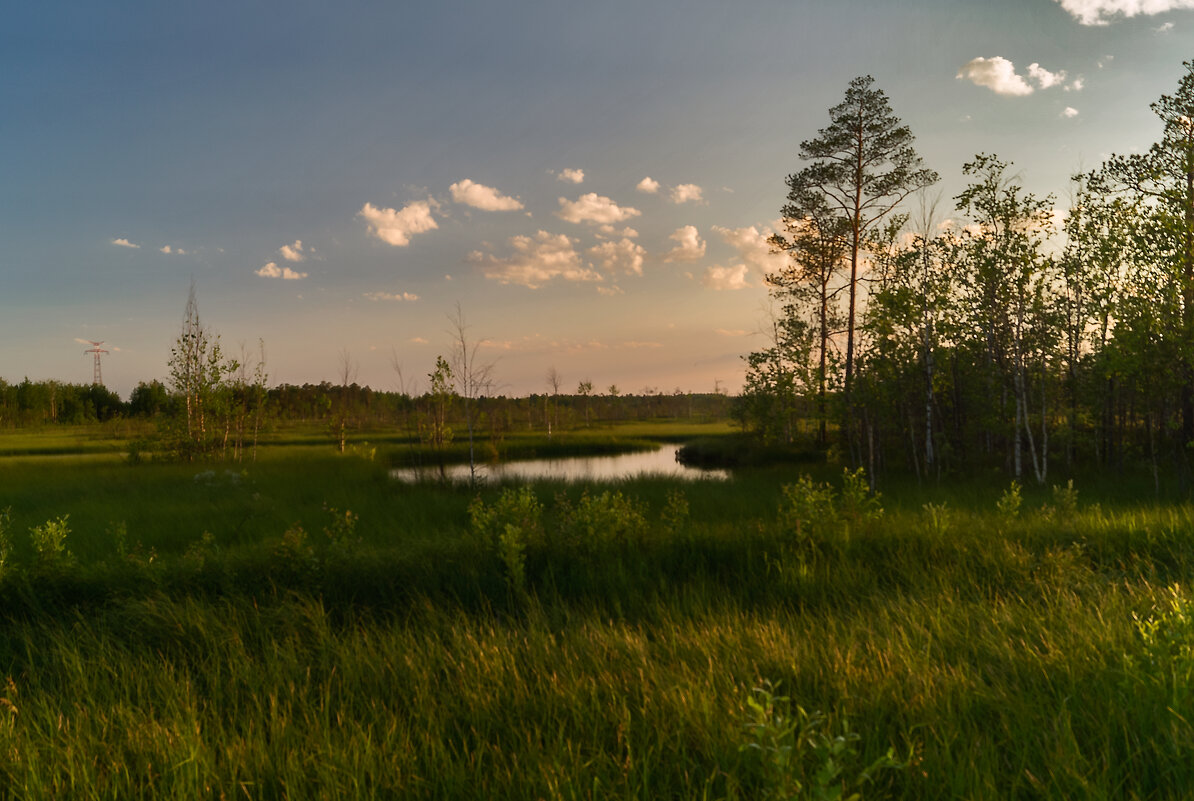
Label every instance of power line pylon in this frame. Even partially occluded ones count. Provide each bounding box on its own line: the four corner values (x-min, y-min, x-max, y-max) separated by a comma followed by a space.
83, 341, 109, 386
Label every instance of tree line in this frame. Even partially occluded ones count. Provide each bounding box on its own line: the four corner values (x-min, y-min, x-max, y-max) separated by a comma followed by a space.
0, 285, 731, 461
738, 61, 1194, 487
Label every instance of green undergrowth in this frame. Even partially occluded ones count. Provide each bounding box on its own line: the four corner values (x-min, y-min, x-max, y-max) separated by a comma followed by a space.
2, 466, 1194, 798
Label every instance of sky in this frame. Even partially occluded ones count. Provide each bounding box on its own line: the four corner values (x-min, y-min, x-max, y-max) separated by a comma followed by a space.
4, 0, 1194, 399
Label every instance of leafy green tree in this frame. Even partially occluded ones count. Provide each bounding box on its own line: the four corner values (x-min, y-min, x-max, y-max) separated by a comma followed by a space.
1100, 60, 1194, 460
767, 196, 848, 446
783, 75, 937, 454
954, 154, 1058, 482
167, 284, 234, 460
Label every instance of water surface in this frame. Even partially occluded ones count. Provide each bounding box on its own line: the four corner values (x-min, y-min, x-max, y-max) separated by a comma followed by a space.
391, 444, 728, 483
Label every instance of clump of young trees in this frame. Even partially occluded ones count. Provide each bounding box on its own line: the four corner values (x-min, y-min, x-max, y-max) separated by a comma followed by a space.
740, 61, 1194, 485
164, 285, 268, 461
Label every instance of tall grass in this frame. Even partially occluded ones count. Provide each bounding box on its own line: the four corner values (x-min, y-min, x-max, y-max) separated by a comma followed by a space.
2, 452, 1194, 797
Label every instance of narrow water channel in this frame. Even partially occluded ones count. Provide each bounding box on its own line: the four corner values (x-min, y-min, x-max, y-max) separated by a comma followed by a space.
390, 444, 729, 483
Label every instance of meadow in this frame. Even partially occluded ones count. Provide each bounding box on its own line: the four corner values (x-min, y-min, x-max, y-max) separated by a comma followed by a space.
1, 422, 1193, 799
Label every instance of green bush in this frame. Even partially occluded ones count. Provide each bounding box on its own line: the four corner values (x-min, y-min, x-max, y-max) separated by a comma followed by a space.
778, 476, 836, 541
29, 515, 72, 567
740, 680, 904, 800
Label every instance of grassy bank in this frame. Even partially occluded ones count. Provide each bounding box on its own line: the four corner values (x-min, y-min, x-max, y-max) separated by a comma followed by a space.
1, 441, 1193, 798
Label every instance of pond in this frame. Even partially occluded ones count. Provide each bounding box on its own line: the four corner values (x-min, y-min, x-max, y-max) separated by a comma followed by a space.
390, 444, 729, 483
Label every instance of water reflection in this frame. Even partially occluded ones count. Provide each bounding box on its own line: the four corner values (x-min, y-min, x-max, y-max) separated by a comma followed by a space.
390, 444, 728, 483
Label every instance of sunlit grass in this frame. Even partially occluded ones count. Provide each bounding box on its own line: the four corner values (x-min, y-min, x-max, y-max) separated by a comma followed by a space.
2, 444, 1194, 797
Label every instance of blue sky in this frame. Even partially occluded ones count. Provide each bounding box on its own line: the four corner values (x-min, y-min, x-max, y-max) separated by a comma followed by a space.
4, 0, 1194, 398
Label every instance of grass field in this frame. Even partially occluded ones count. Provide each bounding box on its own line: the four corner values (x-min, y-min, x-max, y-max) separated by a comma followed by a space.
1, 425, 1193, 798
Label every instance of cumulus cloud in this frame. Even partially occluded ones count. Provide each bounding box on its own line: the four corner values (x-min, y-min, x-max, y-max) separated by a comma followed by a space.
557, 168, 585, 184
556, 193, 642, 225
712, 225, 786, 277
1062, 106, 1080, 118
1027, 63, 1067, 89
111, 238, 140, 249
1067, 76, 1086, 91
957, 57, 1035, 96
636, 176, 660, 194
1156, 20, 1176, 31
597, 225, 639, 238
702, 264, 751, 291
359, 200, 438, 247
470, 230, 601, 288
159, 245, 189, 255
670, 183, 704, 204
1054, 0, 1194, 25
663, 225, 706, 262
589, 238, 646, 276
449, 179, 524, 211
363, 291, 419, 301
256, 262, 308, 280
279, 240, 305, 261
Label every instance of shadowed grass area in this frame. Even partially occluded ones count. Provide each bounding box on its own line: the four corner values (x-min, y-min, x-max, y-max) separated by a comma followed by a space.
2, 443, 1194, 798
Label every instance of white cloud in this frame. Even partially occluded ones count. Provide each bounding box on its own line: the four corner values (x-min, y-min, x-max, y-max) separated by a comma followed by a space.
449, 179, 524, 211
597, 225, 639, 238
636, 176, 660, 194
702, 264, 751, 291
359, 200, 438, 247
160, 245, 172, 254
279, 240, 305, 261
597, 285, 625, 297
1156, 20, 1176, 30
589, 238, 646, 276
256, 262, 308, 280
111, 238, 140, 249
470, 230, 602, 288
363, 291, 419, 301
1027, 63, 1067, 89
1062, 106, 1080, 118
556, 193, 642, 225
557, 168, 585, 184
411, 336, 430, 345
663, 225, 706, 262
1055, 0, 1194, 25
1098, 55, 1115, 68
1067, 76, 1086, 91
670, 183, 705, 204
715, 328, 750, 337
712, 225, 786, 277
957, 57, 1034, 96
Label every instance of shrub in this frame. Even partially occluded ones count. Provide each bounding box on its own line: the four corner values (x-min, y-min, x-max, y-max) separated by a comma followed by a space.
997, 480, 1022, 522
469, 486, 544, 593
562, 490, 649, 546
660, 489, 690, 536
838, 468, 882, 534
29, 515, 72, 567
322, 504, 361, 551
1052, 479, 1079, 520
740, 680, 904, 800
777, 476, 836, 541
469, 486, 543, 548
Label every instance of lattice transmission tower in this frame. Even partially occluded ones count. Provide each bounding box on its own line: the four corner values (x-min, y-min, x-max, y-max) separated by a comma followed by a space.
83, 341, 109, 386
